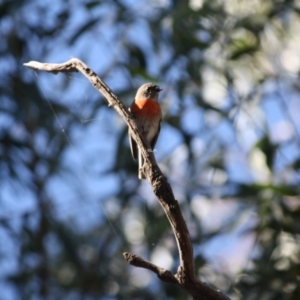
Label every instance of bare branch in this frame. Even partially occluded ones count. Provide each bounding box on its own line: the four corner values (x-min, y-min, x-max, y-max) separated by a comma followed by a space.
24, 58, 230, 300
123, 252, 178, 284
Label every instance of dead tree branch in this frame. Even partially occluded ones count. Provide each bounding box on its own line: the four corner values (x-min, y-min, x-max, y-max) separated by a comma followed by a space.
24, 58, 230, 300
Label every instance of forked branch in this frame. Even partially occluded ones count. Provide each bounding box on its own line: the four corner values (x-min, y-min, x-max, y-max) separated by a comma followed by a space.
24, 58, 229, 300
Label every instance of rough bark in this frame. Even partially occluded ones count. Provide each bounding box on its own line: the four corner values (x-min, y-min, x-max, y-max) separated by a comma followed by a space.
24, 58, 230, 300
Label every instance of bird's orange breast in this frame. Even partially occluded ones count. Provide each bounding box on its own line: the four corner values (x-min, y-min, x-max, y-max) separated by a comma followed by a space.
131, 99, 161, 118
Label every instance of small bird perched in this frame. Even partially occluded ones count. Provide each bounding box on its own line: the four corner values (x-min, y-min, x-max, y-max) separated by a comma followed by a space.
129, 83, 162, 179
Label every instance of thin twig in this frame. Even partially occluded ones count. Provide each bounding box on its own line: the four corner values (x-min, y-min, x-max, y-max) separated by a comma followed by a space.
123, 252, 178, 284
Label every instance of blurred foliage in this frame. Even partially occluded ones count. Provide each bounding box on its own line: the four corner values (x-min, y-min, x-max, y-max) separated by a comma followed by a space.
1, 0, 300, 299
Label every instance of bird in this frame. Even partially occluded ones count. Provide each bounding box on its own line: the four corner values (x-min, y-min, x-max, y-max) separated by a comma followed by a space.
129, 83, 162, 179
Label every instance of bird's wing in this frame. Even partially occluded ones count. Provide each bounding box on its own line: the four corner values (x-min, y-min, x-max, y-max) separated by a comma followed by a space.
128, 104, 138, 160
129, 130, 138, 160
150, 118, 161, 150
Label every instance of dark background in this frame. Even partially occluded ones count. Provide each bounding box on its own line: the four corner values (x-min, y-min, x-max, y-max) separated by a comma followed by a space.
0, 0, 300, 299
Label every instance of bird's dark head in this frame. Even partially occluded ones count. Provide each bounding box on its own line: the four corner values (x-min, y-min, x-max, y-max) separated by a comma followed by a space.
135, 83, 162, 100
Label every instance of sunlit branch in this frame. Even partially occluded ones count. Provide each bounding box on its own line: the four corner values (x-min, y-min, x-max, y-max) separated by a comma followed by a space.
24, 58, 230, 300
